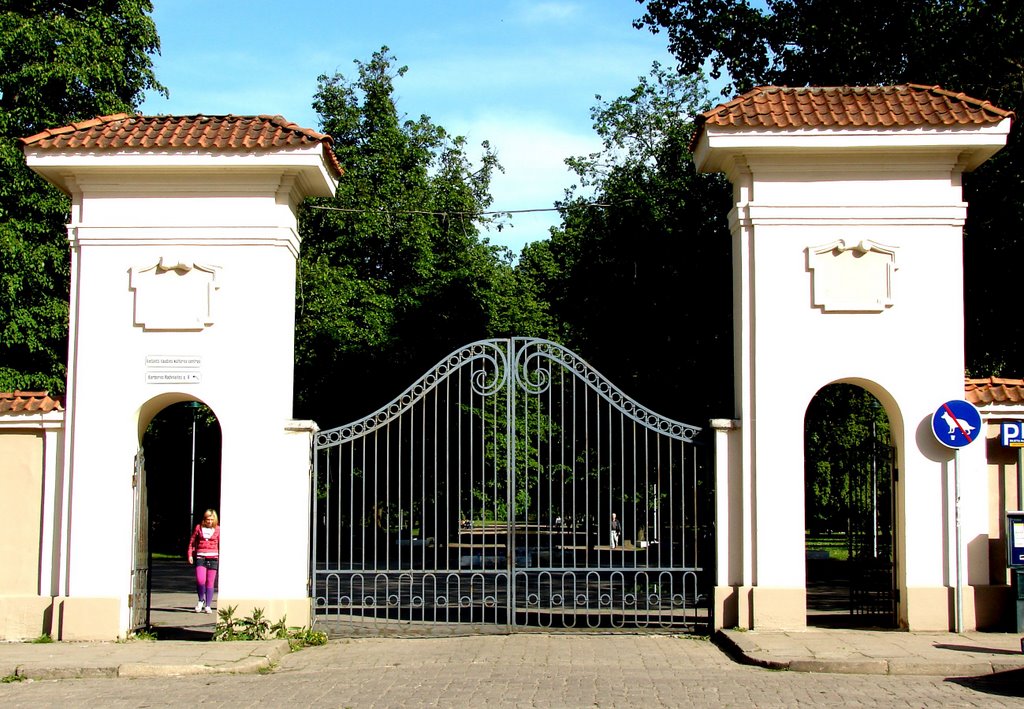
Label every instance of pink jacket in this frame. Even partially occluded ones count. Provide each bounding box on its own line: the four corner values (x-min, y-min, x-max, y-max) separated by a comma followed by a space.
187, 524, 220, 558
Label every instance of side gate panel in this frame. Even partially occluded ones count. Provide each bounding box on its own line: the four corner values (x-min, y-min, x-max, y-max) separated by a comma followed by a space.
130, 449, 150, 633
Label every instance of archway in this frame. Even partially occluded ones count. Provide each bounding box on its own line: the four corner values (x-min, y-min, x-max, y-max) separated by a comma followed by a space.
804, 383, 897, 628
139, 399, 222, 639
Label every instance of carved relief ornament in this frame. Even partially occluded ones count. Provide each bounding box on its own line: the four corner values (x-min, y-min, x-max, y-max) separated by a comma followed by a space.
806, 239, 897, 313
129, 257, 221, 331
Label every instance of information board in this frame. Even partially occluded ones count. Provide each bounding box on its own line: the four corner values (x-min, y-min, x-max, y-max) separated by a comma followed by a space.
1008, 512, 1024, 568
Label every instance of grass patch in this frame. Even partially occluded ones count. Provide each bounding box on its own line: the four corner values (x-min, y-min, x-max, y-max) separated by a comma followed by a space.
2, 674, 24, 683
805, 533, 850, 561
123, 629, 158, 642
31, 633, 53, 644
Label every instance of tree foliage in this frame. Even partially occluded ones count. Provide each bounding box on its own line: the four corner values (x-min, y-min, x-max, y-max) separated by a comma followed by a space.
296, 48, 550, 425
0, 0, 165, 391
636, 0, 1024, 376
804, 385, 891, 536
533, 63, 733, 422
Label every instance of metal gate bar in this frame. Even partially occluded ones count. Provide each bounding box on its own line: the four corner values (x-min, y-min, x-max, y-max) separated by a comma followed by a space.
312, 338, 708, 633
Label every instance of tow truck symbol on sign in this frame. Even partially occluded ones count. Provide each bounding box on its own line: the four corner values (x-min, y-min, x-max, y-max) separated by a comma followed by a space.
931, 400, 982, 449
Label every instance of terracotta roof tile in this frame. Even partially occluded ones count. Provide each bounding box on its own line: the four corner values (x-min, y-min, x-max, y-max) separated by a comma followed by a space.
693, 84, 1014, 150
965, 377, 1024, 406
0, 391, 64, 415
20, 114, 343, 178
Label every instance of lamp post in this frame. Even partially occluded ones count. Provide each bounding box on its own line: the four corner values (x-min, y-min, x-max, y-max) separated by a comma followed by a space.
186, 401, 202, 531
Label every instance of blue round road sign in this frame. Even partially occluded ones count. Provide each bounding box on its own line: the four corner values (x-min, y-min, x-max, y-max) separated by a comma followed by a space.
931, 399, 982, 449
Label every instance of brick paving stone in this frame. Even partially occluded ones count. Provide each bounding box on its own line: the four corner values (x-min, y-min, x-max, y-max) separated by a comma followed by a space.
0, 634, 1021, 707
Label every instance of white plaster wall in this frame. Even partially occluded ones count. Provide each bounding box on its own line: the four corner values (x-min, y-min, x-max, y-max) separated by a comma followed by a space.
745, 217, 966, 586
42, 155, 336, 635
74, 174, 302, 228
64, 231, 299, 608
704, 132, 1011, 627
747, 154, 964, 207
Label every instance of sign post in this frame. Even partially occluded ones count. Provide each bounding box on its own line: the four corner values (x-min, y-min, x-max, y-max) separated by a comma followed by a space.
932, 399, 982, 633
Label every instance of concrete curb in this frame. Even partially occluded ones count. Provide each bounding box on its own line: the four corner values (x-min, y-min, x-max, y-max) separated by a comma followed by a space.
713, 630, 1024, 677
788, 658, 889, 675
712, 630, 790, 671
9, 640, 291, 681
12, 666, 119, 680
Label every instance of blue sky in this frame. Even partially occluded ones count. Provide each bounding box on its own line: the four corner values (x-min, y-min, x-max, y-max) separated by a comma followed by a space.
139, 0, 681, 253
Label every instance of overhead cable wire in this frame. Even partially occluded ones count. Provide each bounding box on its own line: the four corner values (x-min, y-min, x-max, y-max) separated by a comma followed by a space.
308, 202, 612, 217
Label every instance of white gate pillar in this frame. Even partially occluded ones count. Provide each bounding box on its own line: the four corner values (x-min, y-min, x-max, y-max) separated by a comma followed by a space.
22, 114, 339, 639
694, 86, 1011, 630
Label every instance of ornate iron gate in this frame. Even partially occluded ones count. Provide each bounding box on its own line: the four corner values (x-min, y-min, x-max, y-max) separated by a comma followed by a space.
849, 433, 897, 625
312, 338, 710, 633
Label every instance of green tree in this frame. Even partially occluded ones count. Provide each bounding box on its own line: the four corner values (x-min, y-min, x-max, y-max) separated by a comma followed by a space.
296, 48, 546, 425
537, 63, 733, 422
636, 0, 1024, 376
0, 1, 165, 391
803, 385, 891, 537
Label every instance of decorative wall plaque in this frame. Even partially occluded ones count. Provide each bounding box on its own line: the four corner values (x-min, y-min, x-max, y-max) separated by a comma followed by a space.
806, 239, 897, 313
129, 257, 221, 330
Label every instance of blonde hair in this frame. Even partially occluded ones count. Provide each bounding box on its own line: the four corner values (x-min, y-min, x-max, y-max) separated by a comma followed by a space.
202, 509, 219, 526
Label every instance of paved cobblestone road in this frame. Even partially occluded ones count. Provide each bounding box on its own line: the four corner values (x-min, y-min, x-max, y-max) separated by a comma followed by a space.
2, 634, 1022, 707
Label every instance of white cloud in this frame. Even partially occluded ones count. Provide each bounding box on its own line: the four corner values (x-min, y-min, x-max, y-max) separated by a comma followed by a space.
514, 1, 582, 24
452, 112, 601, 251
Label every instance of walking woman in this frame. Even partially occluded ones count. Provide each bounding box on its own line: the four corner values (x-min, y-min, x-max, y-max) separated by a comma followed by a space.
187, 509, 220, 613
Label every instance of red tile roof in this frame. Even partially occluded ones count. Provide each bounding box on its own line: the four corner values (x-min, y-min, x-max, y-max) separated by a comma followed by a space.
693, 84, 1014, 149
0, 391, 64, 414
966, 377, 1024, 406
20, 114, 343, 178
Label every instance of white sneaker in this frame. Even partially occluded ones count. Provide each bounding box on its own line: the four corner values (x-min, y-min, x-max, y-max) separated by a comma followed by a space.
194, 600, 204, 613
204, 606, 213, 614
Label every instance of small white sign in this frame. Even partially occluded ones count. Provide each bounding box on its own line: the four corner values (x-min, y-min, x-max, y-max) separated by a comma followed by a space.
145, 355, 201, 368
146, 371, 201, 384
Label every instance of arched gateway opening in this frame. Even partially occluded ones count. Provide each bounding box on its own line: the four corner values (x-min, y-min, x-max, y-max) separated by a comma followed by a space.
804, 384, 897, 628
136, 399, 222, 638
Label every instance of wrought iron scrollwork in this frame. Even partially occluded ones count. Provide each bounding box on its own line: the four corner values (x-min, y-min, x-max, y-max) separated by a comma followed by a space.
510, 338, 701, 442
315, 339, 510, 448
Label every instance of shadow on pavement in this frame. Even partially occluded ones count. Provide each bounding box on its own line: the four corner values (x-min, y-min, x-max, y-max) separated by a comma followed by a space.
946, 668, 1024, 697
149, 558, 215, 641
934, 643, 1023, 656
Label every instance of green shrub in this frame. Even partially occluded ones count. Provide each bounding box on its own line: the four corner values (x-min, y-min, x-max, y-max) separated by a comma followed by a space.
214, 605, 327, 649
